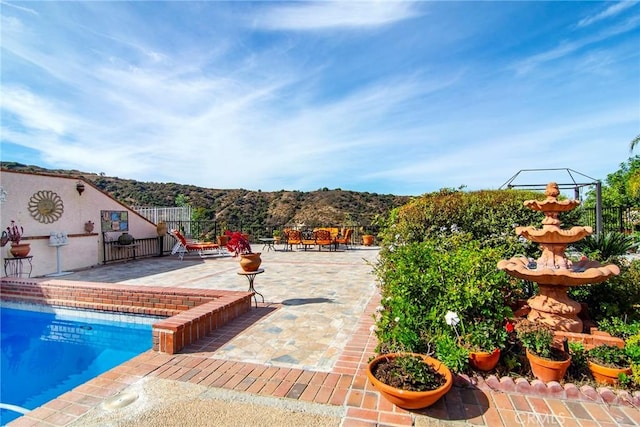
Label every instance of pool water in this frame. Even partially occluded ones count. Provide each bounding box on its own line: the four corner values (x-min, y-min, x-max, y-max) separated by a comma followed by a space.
0, 307, 153, 425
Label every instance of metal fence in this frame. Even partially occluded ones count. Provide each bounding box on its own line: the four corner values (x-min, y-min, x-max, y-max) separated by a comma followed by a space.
580, 206, 639, 233
101, 220, 378, 263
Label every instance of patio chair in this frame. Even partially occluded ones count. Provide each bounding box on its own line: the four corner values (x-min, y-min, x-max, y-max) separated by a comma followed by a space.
314, 229, 334, 251
285, 230, 302, 251
170, 229, 221, 260
334, 228, 353, 250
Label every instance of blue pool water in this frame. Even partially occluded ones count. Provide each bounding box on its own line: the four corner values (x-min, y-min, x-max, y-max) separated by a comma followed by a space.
0, 306, 154, 425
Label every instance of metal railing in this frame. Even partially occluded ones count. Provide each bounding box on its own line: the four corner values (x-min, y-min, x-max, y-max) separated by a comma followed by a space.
580, 206, 639, 233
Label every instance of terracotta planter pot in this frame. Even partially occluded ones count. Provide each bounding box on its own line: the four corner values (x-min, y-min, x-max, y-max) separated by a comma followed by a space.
469, 348, 501, 371
9, 243, 30, 257
240, 253, 262, 272
526, 349, 571, 383
217, 235, 229, 246
366, 353, 452, 409
156, 222, 167, 236
587, 360, 632, 385
362, 235, 374, 246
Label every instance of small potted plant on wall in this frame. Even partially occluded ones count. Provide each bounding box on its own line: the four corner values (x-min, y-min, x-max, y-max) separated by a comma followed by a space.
515, 319, 571, 382
445, 311, 507, 372
6, 220, 30, 257
225, 231, 261, 272
465, 319, 509, 371
586, 344, 632, 385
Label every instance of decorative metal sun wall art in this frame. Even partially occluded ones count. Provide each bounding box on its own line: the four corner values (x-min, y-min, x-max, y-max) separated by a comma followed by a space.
28, 190, 64, 223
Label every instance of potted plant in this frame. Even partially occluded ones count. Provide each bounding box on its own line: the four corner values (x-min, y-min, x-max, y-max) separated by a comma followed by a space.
445, 311, 507, 371
6, 220, 30, 257
366, 352, 452, 409
586, 344, 632, 385
465, 320, 509, 371
515, 319, 571, 382
361, 227, 374, 246
272, 229, 282, 244
225, 231, 261, 272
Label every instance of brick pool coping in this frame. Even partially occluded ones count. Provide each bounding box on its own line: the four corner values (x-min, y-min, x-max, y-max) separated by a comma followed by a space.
0, 277, 253, 354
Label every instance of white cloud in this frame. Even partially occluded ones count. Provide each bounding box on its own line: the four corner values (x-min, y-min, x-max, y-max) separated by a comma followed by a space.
577, 1, 638, 28
254, 1, 421, 31
0, 1, 38, 16
513, 14, 640, 75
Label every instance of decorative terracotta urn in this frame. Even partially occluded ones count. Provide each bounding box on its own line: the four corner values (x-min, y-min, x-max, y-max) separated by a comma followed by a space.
84, 221, 95, 233
217, 235, 229, 246
240, 253, 262, 272
9, 243, 30, 257
362, 235, 374, 246
156, 222, 168, 236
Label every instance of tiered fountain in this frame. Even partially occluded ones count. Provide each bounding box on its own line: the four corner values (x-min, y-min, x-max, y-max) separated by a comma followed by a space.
498, 182, 620, 333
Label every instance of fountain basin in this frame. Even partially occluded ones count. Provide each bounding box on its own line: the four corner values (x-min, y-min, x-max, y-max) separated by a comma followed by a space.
515, 226, 592, 244
524, 198, 580, 212
497, 257, 620, 286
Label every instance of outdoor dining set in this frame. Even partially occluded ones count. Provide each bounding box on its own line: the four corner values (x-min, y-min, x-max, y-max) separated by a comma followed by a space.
273, 228, 354, 252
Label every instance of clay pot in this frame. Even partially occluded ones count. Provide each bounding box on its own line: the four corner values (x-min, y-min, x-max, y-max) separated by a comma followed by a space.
217, 235, 229, 246
469, 348, 501, 371
10, 243, 31, 257
526, 349, 571, 383
84, 221, 95, 233
156, 222, 168, 236
587, 360, 632, 385
366, 353, 452, 409
362, 235, 374, 246
240, 252, 262, 272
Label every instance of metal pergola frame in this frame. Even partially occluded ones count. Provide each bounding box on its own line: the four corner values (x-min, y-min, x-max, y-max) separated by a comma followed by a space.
499, 168, 603, 234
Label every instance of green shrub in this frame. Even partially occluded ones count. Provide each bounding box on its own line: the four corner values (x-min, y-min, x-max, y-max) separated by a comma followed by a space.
597, 317, 640, 339
567, 342, 589, 382
569, 259, 640, 321
373, 232, 515, 365
379, 189, 581, 259
435, 333, 469, 373
575, 231, 638, 261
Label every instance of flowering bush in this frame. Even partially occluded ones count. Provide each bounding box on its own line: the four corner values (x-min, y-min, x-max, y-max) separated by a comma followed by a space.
372, 232, 515, 370
6, 220, 23, 244
224, 231, 252, 256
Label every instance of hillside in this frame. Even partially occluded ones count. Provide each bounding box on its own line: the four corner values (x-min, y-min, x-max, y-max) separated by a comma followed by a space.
1, 162, 411, 229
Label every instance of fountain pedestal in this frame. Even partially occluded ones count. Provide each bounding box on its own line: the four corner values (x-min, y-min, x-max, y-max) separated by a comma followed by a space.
527, 284, 582, 332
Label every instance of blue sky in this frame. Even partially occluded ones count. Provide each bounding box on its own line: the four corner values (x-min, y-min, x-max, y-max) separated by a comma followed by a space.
1, 1, 638, 196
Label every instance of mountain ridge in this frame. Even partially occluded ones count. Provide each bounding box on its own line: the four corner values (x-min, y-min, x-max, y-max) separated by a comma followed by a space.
1, 162, 411, 229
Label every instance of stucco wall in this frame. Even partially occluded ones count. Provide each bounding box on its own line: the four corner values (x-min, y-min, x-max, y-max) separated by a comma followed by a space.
0, 170, 158, 277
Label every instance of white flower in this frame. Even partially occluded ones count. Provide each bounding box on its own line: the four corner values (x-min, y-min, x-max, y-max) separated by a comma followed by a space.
369, 325, 377, 333
394, 317, 400, 323
445, 310, 460, 327
375, 305, 384, 312
386, 296, 392, 301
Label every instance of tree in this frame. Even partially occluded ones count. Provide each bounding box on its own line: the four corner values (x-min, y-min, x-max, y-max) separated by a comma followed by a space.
631, 134, 640, 152
583, 156, 640, 207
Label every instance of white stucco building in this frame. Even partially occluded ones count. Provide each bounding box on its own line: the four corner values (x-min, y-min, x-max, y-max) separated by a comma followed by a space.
0, 169, 159, 277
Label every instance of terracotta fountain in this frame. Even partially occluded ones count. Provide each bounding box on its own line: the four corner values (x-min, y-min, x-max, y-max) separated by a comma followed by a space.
498, 182, 620, 332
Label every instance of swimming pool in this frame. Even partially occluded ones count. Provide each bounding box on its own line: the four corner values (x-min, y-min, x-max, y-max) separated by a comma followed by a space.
0, 305, 156, 425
